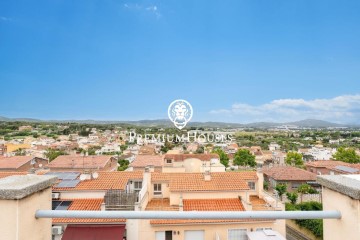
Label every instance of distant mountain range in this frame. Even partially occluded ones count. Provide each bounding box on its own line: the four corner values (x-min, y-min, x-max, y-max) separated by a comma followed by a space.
0, 116, 358, 128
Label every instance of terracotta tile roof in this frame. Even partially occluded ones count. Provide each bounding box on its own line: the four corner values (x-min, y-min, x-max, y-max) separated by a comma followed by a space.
0, 156, 36, 169
53, 171, 143, 191
306, 160, 352, 168
146, 198, 179, 211
130, 155, 163, 168
263, 166, 316, 181
151, 198, 272, 225
183, 198, 245, 211
53, 198, 125, 223
151, 172, 257, 192
48, 155, 115, 169
0, 171, 27, 179
164, 153, 219, 162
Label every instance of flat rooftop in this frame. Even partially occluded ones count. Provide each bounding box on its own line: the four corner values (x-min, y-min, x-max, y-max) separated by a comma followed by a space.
317, 174, 360, 200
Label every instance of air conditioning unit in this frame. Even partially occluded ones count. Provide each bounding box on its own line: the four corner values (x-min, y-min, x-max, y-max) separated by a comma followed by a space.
52, 226, 63, 235
52, 192, 60, 199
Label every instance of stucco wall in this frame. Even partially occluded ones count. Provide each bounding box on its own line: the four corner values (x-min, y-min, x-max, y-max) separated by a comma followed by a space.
0, 188, 52, 240
135, 219, 282, 240
322, 187, 360, 240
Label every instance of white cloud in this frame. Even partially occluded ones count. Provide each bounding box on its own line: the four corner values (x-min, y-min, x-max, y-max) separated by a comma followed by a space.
210, 95, 360, 123
123, 3, 161, 18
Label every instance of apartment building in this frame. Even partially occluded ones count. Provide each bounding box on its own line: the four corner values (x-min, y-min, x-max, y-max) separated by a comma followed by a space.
44, 168, 284, 240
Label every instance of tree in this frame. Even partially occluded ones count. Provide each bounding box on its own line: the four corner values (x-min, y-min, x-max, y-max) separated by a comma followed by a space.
286, 192, 298, 204
120, 145, 128, 152
118, 159, 129, 171
195, 146, 205, 154
333, 147, 360, 163
275, 183, 287, 201
44, 149, 67, 161
233, 149, 256, 167
212, 147, 229, 167
297, 183, 313, 203
14, 148, 26, 156
285, 151, 304, 166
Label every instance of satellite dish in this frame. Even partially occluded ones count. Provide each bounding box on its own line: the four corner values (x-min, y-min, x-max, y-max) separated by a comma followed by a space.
79, 174, 87, 181
92, 172, 99, 179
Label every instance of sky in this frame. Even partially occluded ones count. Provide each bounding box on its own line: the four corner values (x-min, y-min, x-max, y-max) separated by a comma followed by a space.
0, 0, 359, 124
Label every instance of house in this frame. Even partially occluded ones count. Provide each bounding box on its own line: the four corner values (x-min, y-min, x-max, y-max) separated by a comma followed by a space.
306, 160, 360, 175
0, 156, 48, 172
262, 166, 317, 192
134, 170, 285, 240
163, 153, 225, 173
139, 145, 156, 155
129, 155, 164, 172
49, 171, 144, 240
269, 143, 281, 151
48, 155, 118, 172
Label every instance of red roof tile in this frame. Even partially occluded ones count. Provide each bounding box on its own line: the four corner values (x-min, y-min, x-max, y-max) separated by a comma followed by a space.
263, 166, 316, 181
152, 172, 257, 192
0, 156, 37, 169
164, 153, 219, 162
130, 155, 163, 168
53, 171, 143, 191
53, 199, 125, 223
48, 155, 114, 169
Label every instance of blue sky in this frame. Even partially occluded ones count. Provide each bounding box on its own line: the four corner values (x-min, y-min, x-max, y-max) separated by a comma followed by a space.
0, 0, 359, 123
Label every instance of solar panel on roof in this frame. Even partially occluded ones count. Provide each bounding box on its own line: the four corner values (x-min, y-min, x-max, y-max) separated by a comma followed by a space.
56, 179, 80, 188
335, 165, 359, 173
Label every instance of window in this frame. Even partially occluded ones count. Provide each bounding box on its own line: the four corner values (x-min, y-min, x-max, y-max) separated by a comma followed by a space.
154, 183, 162, 195
228, 229, 247, 240
256, 227, 272, 231
52, 201, 72, 210
155, 231, 173, 240
248, 181, 255, 190
134, 181, 142, 189
166, 159, 172, 164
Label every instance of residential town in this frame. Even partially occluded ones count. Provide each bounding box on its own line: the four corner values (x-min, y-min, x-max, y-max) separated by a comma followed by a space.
0, 121, 360, 239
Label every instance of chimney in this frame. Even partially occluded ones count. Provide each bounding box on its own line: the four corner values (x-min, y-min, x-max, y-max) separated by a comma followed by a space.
204, 170, 211, 181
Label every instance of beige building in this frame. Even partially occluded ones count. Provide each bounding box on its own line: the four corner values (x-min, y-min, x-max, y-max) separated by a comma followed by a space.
163, 153, 225, 173
317, 174, 360, 240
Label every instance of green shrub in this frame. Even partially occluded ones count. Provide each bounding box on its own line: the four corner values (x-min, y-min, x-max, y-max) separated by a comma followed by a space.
285, 202, 323, 238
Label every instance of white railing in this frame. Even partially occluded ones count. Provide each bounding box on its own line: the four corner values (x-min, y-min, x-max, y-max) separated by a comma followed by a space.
35, 210, 341, 220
